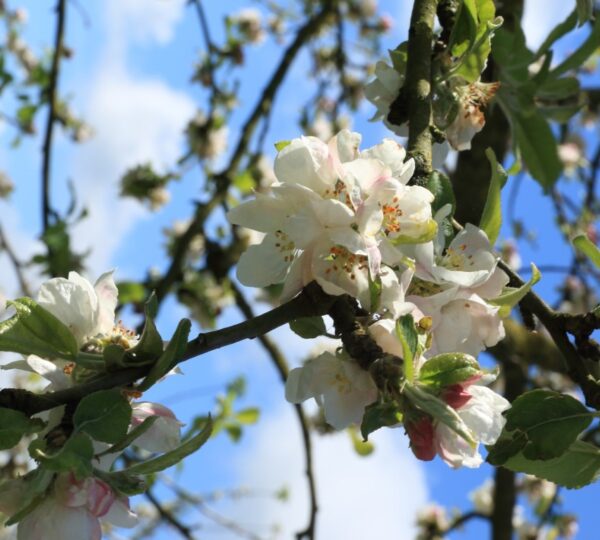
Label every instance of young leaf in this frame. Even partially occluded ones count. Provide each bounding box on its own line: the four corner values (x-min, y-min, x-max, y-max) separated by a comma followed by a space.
488, 263, 541, 317
480, 148, 508, 245
138, 318, 191, 392
418, 353, 481, 389
274, 140, 291, 152
120, 417, 213, 475
0, 408, 45, 450
235, 407, 260, 425
534, 10, 578, 60
289, 316, 327, 339
572, 232, 600, 269
73, 389, 132, 444
395, 314, 418, 382
0, 298, 78, 360
349, 427, 375, 456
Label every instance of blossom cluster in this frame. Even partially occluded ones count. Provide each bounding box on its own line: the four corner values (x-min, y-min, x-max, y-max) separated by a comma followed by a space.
1, 272, 184, 539
229, 130, 512, 468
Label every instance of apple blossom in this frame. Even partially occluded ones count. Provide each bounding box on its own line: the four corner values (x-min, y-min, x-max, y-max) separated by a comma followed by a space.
36, 271, 119, 347
285, 351, 378, 430
130, 402, 184, 453
16, 473, 136, 540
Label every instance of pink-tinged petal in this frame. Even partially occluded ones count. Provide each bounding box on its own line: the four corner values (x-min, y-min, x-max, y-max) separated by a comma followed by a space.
441, 384, 472, 410
131, 401, 178, 423
434, 422, 483, 468
406, 417, 436, 461
17, 499, 101, 540
131, 402, 183, 453
85, 478, 115, 517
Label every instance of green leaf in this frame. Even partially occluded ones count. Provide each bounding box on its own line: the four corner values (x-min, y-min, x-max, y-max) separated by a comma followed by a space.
97, 417, 158, 457
128, 293, 164, 363
0, 408, 45, 450
552, 16, 600, 76
3, 468, 54, 526
572, 233, 600, 268
534, 10, 578, 59
418, 353, 481, 389
425, 171, 456, 214
0, 298, 78, 360
576, 0, 594, 26
138, 318, 191, 392
395, 314, 418, 382
489, 263, 541, 317
289, 316, 327, 339
480, 148, 508, 245
500, 100, 561, 190
32, 432, 94, 477
349, 428, 375, 456
73, 389, 132, 444
274, 140, 291, 152
503, 440, 600, 488
121, 417, 212, 475
501, 390, 593, 461
361, 401, 403, 441
116, 281, 147, 305
235, 407, 260, 425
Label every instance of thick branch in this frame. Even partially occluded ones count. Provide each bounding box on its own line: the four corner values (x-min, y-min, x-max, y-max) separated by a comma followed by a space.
41, 0, 67, 232
404, 0, 438, 182
0, 283, 335, 416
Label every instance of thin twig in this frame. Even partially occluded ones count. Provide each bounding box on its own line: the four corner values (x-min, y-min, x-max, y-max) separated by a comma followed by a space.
41, 0, 67, 232
145, 489, 195, 540
231, 281, 318, 540
0, 223, 32, 297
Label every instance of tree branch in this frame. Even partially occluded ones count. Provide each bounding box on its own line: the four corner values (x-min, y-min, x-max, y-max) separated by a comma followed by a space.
41, 0, 67, 232
403, 0, 438, 183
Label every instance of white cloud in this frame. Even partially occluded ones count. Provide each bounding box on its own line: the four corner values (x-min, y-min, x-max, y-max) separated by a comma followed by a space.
69, 1, 194, 273
522, 1, 573, 49
229, 403, 428, 539
107, 0, 187, 47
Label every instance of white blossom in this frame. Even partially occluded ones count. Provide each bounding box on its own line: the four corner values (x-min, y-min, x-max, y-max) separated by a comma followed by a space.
285, 351, 377, 429
131, 402, 184, 453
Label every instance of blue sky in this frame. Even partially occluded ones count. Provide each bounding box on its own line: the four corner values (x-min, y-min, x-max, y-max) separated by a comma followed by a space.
0, 1, 599, 539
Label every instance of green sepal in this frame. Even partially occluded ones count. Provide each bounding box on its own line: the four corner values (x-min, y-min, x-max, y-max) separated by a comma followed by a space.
274, 140, 291, 152
389, 219, 438, 246
572, 232, 600, 269
0, 298, 78, 360
127, 293, 164, 363
94, 468, 147, 496
137, 318, 191, 392
119, 417, 212, 475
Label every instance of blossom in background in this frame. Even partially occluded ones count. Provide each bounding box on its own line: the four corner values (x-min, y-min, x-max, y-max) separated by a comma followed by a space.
285, 351, 378, 429
445, 81, 499, 151
131, 402, 183, 453
230, 8, 265, 44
